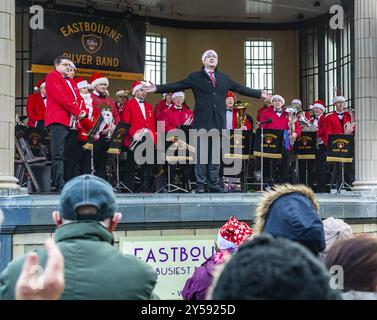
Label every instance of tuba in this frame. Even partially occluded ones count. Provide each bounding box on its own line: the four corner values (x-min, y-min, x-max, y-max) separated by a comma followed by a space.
235, 102, 249, 129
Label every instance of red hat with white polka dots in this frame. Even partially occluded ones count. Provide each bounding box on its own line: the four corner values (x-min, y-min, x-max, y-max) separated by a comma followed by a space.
217, 216, 253, 249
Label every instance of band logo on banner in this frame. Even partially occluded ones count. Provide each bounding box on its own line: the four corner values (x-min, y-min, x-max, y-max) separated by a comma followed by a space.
253, 129, 284, 159
326, 134, 354, 163
31, 10, 146, 80
107, 122, 130, 154
295, 131, 317, 160
223, 130, 253, 160
165, 125, 195, 163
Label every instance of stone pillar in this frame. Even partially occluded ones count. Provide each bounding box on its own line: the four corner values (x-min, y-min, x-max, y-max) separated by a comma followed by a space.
352, 0, 377, 191
0, 1, 18, 189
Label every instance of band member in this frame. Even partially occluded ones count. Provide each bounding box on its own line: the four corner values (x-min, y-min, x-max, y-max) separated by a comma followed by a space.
115, 89, 131, 114
308, 100, 328, 192
26, 79, 46, 129
225, 92, 252, 130
45, 56, 85, 192
160, 91, 194, 189
326, 95, 355, 190
259, 94, 301, 183
155, 92, 173, 122
89, 72, 120, 180
257, 99, 270, 123
146, 49, 271, 193
121, 81, 156, 192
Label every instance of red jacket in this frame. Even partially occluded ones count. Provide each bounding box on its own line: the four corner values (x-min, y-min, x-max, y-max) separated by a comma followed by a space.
231, 109, 252, 130
259, 105, 301, 149
155, 99, 172, 122
310, 114, 328, 145
75, 94, 100, 142
91, 92, 120, 125
325, 111, 354, 144
257, 105, 269, 122
26, 93, 46, 127
45, 70, 81, 127
160, 105, 194, 132
121, 98, 157, 147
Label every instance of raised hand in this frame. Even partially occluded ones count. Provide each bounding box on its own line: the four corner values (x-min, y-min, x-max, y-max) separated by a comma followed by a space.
261, 92, 272, 101
15, 238, 64, 300
144, 81, 157, 93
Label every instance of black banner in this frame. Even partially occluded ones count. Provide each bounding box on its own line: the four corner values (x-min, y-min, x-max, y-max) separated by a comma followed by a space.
223, 130, 253, 160
253, 129, 284, 159
294, 131, 317, 160
107, 122, 130, 154
31, 10, 145, 80
326, 134, 354, 163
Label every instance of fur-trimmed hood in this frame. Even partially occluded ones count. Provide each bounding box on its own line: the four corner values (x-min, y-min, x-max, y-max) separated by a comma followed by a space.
253, 184, 325, 254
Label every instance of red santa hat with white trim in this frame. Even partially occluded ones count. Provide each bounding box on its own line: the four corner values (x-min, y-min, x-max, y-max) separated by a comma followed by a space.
172, 91, 185, 99
89, 72, 109, 90
310, 100, 326, 111
217, 216, 253, 250
271, 94, 285, 105
74, 76, 90, 90
34, 79, 46, 91
132, 81, 145, 95
333, 96, 345, 104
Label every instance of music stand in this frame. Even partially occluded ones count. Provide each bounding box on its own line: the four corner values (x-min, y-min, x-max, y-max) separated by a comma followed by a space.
155, 137, 193, 193
337, 162, 353, 193
107, 122, 132, 193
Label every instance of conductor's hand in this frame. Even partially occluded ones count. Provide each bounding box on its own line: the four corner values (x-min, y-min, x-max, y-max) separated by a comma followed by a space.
78, 110, 86, 120
144, 81, 157, 93
16, 238, 64, 300
261, 92, 272, 101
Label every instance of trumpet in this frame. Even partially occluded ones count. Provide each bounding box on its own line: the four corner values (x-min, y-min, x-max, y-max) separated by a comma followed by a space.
129, 128, 149, 151
344, 107, 355, 135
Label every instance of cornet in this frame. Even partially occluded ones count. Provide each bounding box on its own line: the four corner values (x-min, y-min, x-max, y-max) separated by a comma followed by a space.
344, 107, 355, 135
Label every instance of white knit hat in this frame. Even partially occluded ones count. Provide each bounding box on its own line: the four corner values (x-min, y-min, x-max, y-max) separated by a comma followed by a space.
271, 95, 285, 105
201, 49, 218, 63
77, 80, 89, 90
323, 217, 353, 251
333, 96, 345, 104
292, 99, 302, 106
172, 91, 185, 99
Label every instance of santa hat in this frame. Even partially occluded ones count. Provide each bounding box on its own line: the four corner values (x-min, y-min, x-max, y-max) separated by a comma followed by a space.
201, 49, 218, 63
333, 96, 345, 104
34, 79, 45, 91
310, 100, 326, 111
271, 95, 285, 105
292, 99, 302, 106
172, 91, 185, 99
163, 92, 173, 99
74, 76, 90, 90
217, 216, 253, 250
116, 89, 130, 97
89, 72, 109, 90
132, 81, 144, 95
226, 91, 236, 102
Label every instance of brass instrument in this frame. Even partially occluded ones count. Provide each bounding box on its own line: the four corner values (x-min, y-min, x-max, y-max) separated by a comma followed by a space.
235, 102, 249, 129
129, 128, 149, 151
166, 135, 195, 153
344, 107, 355, 135
285, 106, 297, 146
183, 114, 194, 126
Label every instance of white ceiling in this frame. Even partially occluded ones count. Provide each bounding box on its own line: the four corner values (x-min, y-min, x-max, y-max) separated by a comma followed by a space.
47, 0, 343, 23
